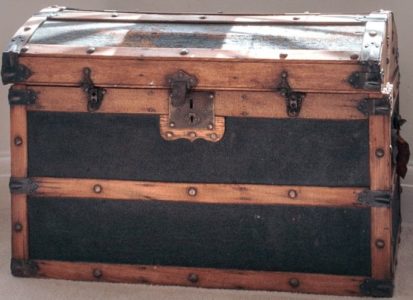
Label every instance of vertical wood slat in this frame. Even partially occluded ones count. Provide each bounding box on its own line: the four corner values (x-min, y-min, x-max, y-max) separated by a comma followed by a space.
369, 114, 392, 280
10, 105, 29, 259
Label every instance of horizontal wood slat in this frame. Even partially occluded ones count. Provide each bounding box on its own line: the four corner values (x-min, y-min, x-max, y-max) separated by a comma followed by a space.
27, 86, 369, 120
23, 44, 360, 62
34, 260, 366, 296
19, 56, 362, 92
32, 177, 364, 207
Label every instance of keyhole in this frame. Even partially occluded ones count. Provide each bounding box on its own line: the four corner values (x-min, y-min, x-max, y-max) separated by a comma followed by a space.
189, 98, 193, 109
190, 115, 194, 123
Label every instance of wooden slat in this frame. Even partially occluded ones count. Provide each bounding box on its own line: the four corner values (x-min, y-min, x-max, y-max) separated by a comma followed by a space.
27, 86, 369, 120
49, 10, 366, 25
34, 260, 365, 296
32, 177, 364, 207
10, 106, 27, 177
23, 44, 359, 62
11, 194, 28, 260
369, 116, 392, 191
371, 207, 392, 280
19, 56, 362, 92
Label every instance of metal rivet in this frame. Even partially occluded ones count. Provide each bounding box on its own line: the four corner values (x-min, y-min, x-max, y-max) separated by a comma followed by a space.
293, 17, 300, 21
21, 47, 29, 53
93, 269, 103, 279
369, 30, 378, 37
209, 93, 214, 99
199, 16, 207, 19
111, 13, 118, 17
375, 148, 385, 158
210, 133, 218, 140
14, 223, 23, 232
289, 278, 300, 288
188, 187, 197, 196
86, 47, 96, 54
376, 239, 385, 249
14, 136, 23, 146
166, 131, 174, 138
180, 49, 189, 55
288, 189, 298, 199
188, 132, 197, 138
279, 53, 288, 59
169, 122, 175, 128
207, 123, 214, 130
350, 54, 359, 60
24, 27, 31, 31
93, 184, 103, 193
188, 273, 199, 283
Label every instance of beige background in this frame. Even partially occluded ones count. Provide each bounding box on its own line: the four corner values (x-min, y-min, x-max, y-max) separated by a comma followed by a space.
0, 2, 412, 299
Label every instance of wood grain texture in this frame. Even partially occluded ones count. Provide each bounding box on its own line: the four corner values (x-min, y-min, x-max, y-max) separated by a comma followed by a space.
19, 56, 361, 92
23, 44, 360, 62
32, 177, 364, 207
159, 116, 225, 142
34, 260, 366, 296
27, 86, 369, 120
10, 106, 27, 177
371, 207, 392, 280
369, 116, 392, 191
11, 194, 28, 260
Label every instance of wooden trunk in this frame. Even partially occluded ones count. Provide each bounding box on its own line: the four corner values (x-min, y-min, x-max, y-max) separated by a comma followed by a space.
2, 6, 411, 297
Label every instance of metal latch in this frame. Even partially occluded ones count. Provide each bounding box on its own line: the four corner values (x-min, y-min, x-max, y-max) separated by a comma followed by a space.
81, 67, 106, 112
357, 97, 391, 116
9, 177, 38, 195
276, 71, 306, 117
161, 70, 224, 142
357, 190, 391, 207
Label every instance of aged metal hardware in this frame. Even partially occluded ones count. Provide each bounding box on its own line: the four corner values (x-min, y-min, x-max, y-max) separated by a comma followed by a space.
81, 67, 106, 112
10, 259, 39, 277
167, 70, 198, 108
357, 190, 391, 207
348, 62, 381, 90
1, 52, 32, 84
357, 97, 390, 116
9, 177, 39, 195
187, 273, 199, 283
8, 87, 37, 105
360, 279, 394, 297
276, 71, 306, 117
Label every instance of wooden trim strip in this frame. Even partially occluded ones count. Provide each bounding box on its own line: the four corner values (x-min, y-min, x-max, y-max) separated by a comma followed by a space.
48, 11, 366, 25
19, 56, 362, 91
33, 260, 366, 296
32, 177, 364, 207
23, 44, 360, 62
369, 116, 392, 191
26, 86, 369, 120
371, 207, 392, 280
10, 105, 29, 260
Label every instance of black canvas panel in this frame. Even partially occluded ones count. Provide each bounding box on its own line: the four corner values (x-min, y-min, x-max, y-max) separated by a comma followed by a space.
28, 112, 369, 186
28, 197, 371, 276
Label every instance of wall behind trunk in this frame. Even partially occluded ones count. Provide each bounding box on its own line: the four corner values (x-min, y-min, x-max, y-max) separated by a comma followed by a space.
0, 0, 412, 167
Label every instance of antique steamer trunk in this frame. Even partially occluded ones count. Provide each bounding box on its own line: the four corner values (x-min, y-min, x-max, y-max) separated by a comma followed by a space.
2, 7, 410, 297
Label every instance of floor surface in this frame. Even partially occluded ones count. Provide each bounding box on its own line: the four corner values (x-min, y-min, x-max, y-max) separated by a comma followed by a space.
0, 169, 412, 300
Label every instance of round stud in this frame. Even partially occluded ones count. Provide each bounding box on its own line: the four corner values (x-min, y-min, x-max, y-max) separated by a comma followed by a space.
210, 133, 218, 140
14, 136, 23, 146
375, 239, 385, 249
188, 273, 199, 283
93, 268, 103, 279
188, 132, 197, 138
293, 17, 300, 21
288, 189, 298, 199
20, 47, 29, 53
375, 148, 385, 158
207, 123, 214, 130
188, 187, 197, 196
14, 222, 23, 232
112, 13, 118, 17
209, 93, 215, 99
93, 184, 103, 194
369, 30, 378, 37
289, 278, 300, 288
350, 54, 359, 60
166, 132, 174, 138
180, 49, 189, 55
86, 47, 96, 54
24, 27, 31, 31
169, 122, 176, 128
199, 16, 207, 19
279, 53, 288, 59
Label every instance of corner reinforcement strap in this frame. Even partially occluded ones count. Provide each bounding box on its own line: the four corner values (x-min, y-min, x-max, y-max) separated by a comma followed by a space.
357, 190, 391, 207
